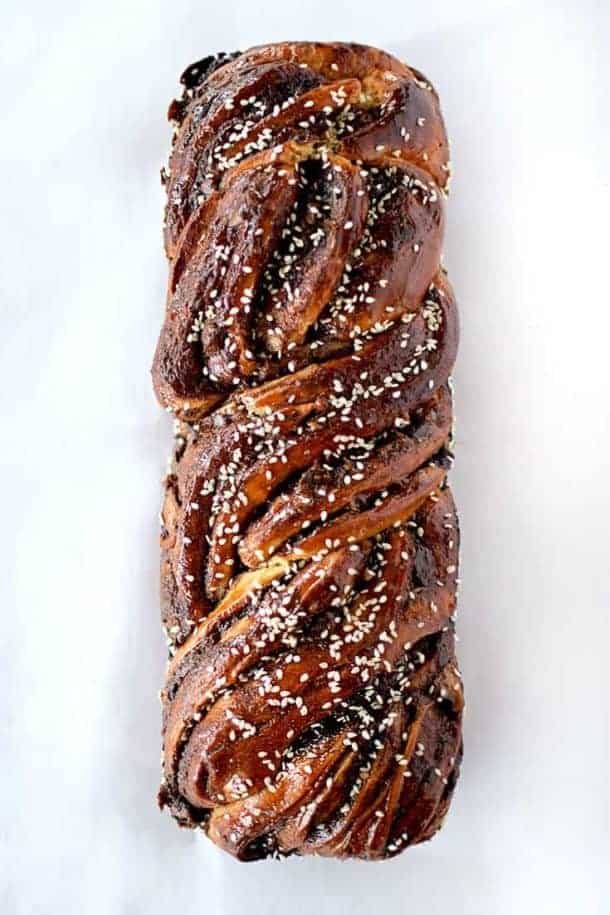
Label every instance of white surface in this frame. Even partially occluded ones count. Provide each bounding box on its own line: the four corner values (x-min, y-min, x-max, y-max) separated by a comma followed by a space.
2, 1, 609, 913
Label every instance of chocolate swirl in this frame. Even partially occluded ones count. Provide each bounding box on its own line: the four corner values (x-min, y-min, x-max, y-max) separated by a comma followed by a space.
154, 41, 463, 861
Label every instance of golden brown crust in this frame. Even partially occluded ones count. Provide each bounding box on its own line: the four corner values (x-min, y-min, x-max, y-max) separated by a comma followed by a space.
154, 41, 462, 861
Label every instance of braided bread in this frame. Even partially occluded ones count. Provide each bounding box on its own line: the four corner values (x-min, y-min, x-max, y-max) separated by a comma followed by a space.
154, 41, 463, 861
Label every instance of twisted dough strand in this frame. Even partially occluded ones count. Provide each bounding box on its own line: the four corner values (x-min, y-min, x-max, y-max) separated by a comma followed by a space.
154, 41, 462, 861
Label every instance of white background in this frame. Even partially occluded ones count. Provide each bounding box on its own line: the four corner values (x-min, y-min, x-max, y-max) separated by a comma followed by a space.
2, 1, 609, 912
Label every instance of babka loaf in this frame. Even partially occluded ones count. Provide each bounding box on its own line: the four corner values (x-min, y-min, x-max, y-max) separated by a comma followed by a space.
154, 41, 463, 861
